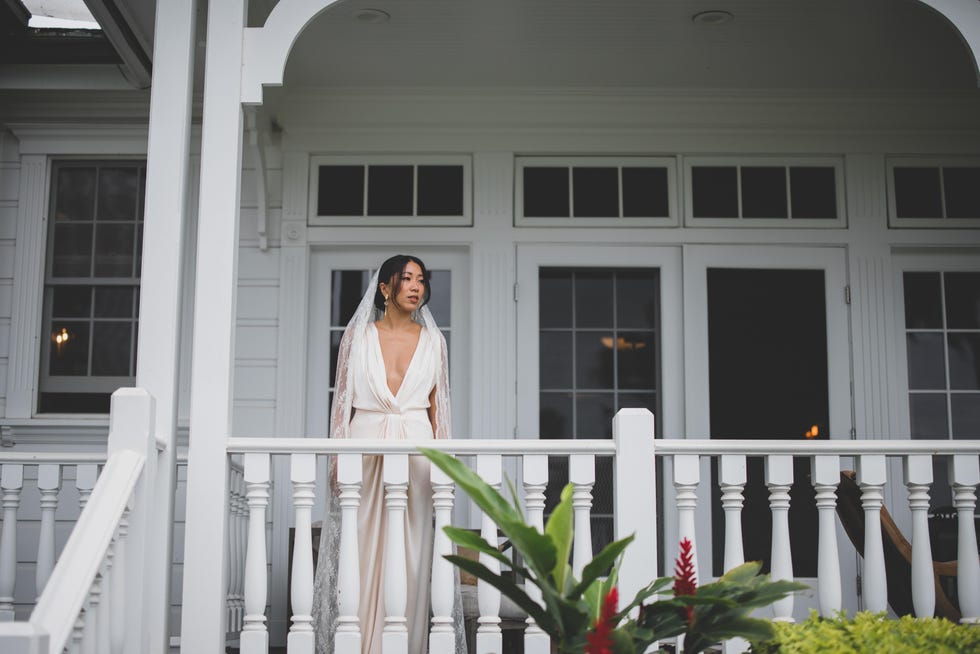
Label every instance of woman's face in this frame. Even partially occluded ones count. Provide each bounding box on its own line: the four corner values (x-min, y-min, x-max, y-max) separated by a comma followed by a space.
385, 260, 425, 311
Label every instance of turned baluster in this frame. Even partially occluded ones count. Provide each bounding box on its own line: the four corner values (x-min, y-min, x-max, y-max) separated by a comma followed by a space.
857, 455, 887, 613
950, 455, 980, 622
429, 460, 456, 654
336, 453, 363, 651
673, 455, 700, 582
766, 455, 794, 621
35, 464, 62, 600
476, 454, 502, 654
288, 453, 316, 654
570, 454, 595, 580
0, 464, 23, 621
241, 453, 270, 654
382, 453, 409, 654
719, 455, 746, 572
523, 454, 549, 654
904, 455, 935, 618
811, 455, 841, 616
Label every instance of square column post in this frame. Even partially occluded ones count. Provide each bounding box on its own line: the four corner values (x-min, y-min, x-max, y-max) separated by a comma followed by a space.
136, 1, 198, 652
179, 0, 247, 651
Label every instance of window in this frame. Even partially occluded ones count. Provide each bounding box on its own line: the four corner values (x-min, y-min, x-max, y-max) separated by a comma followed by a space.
684, 157, 844, 227
516, 157, 678, 227
39, 161, 145, 413
888, 159, 980, 227
309, 155, 471, 226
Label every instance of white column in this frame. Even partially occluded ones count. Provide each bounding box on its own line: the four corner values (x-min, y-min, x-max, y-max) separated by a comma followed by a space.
570, 454, 595, 579
950, 455, 980, 622
35, 464, 61, 600
137, 0, 198, 651
811, 456, 841, 617
522, 454, 549, 654
612, 409, 657, 612
719, 455, 746, 572
242, 453, 270, 654
179, 0, 246, 648
674, 455, 700, 583
430, 462, 456, 654
904, 455, 934, 618
0, 464, 23, 621
857, 455, 887, 614
765, 455, 794, 622
476, 454, 502, 654
383, 454, 409, 654
335, 453, 362, 652
288, 454, 315, 654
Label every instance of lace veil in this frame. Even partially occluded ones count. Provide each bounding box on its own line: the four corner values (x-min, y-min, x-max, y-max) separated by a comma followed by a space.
311, 267, 465, 653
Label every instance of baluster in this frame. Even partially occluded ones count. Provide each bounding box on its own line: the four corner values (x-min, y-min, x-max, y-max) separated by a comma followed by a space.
336, 453, 363, 651
110, 510, 129, 654
97, 555, 112, 651
242, 453, 270, 654
288, 454, 315, 653
68, 611, 85, 654
226, 468, 237, 630
83, 573, 103, 654
430, 459, 455, 654
35, 464, 62, 600
856, 455, 887, 613
766, 455, 794, 621
903, 455, 935, 618
570, 455, 595, 580
950, 455, 980, 622
719, 455, 746, 572
236, 467, 248, 631
811, 456, 841, 616
76, 464, 98, 510
0, 464, 23, 621
476, 454, 502, 654
382, 453, 409, 654
523, 455, 549, 654
673, 455, 700, 581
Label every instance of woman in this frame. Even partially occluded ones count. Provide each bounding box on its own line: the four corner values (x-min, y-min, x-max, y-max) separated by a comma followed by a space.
312, 255, 465, 654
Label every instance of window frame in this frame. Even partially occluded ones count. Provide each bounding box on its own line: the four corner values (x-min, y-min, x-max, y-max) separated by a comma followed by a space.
682, 155, 847, 228
514, 156, 679, 228
886, 157, 980, 228
307, 154, 473, 227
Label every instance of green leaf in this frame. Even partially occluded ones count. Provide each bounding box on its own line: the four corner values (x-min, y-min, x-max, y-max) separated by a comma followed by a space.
546, 484, 574, 591
442, 526, 513, 569
421, 448, 520, 526
444, 555, 557, 633
569, 534, 633, 600
717, 560, 762, 584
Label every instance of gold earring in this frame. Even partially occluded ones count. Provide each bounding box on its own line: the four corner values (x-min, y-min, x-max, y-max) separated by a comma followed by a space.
383, 295, 389, 317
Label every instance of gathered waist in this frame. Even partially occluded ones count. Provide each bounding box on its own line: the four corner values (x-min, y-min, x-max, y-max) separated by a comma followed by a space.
350, 407, 432, 440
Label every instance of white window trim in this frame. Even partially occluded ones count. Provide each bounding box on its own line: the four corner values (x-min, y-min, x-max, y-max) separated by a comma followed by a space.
682, 155, 847, 229
307, 154, 473, 227
886, 156, 980, 228
514, 156, 679, 228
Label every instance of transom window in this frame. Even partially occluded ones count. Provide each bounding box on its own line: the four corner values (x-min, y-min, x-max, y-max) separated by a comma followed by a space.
684, 157, 843, 227
309, 155, 471, 226
516, 157, 678, 227
888, 159, 980, 227
39, 160, 145, 413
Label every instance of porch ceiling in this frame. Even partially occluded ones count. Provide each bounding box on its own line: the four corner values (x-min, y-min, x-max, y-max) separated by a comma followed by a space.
280, 0, 975, 91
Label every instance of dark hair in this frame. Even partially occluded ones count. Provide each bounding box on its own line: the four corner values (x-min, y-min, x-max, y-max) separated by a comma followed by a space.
374, 254, 431, 312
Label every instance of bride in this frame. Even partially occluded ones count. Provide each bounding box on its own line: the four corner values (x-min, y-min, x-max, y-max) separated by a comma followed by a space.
312, 255, 465, 654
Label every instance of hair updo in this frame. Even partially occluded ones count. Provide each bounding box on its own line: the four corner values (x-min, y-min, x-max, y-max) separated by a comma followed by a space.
373, 254, 432, 312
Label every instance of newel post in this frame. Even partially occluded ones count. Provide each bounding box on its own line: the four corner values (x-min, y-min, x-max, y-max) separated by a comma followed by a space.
613, 409, 657, 610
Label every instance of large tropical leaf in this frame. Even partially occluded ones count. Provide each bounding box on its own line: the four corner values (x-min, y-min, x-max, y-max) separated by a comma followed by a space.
545, 484, 574, 592
568, 534, 633, 600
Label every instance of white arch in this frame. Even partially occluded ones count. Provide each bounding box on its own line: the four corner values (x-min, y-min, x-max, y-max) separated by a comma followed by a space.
917, 0, 980, 83
241, 0, 346, 104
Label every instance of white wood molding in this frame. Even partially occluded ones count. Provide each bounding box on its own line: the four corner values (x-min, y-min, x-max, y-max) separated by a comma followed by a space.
6, 126, 149, 156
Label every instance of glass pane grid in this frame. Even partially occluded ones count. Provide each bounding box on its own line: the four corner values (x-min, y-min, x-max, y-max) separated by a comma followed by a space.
524, 164, 670, 219
318, 164, 466, 218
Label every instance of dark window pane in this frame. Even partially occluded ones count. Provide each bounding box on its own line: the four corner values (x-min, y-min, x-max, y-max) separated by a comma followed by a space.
329, 330, 343, 386
39, 392, 110, 413
576, 332, 613, 389
137, 167, 146, 221
94, 287, 134, 318
692, 166, 738, 218
48, 321, 90, 375
540, 270, 572, 328
367, 165, 413, 216
904, 272, 943, 329
945, 272, 980, 329
54, 167, 95, 221
575, 272, 613, 328
943, 167, 980, 218
428, 270, 451, 326
545, 458, 568, 512
524, 167, 569, 217
616, 271, 659, 329
907, 333, 947, 390
909, 393, 948, 438
951, 394, 980, 438
52, 286, 91, 318
576, 393, 614, 438
52, 223, 93, 277
790, 167, 837, 219
572, 167, 618, 218
318, 166, 364, 216
590, 517, 614, 560
948, 334, 980, 390
417, 166, 464, 216
540, 392, 572, 439
540, 331, 573, 389
593, 458, 614, 514
92, 322, 132, 376
617, 331, 656, 390
622, 167, 669, 217
94, 223, 135, 277
331, 270, 370, 325
894, 167, 942, 218
741, 167, 787, 219
97, 167, 138, 220
618, 392, 656, 414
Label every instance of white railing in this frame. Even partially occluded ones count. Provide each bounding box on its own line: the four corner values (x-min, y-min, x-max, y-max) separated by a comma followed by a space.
0, 388, 158, 654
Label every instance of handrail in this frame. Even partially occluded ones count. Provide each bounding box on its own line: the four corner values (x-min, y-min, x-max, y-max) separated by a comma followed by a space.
227, 437, 618, 455
653, 439, 980, 455
28, 449, 145, 653
0, 452, 106, 464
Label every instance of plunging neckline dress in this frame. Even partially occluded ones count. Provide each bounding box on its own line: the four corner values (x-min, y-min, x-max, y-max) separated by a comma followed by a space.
348, 322, 437, 654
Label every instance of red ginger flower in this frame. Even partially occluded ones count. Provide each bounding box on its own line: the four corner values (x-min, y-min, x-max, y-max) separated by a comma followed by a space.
673, 538, 697, 625
585, 586, 618, 654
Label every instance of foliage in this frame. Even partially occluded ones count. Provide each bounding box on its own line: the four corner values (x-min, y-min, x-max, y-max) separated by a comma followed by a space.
749, 611, 980, 654
421, 447, 806, 653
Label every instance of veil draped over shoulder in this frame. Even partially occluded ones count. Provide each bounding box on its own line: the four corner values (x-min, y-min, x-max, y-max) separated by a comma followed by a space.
311, 268, 465, 654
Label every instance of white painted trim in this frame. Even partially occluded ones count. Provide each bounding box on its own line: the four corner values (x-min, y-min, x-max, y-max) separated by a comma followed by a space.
6, 126, 149, 156
885, 156, 980, 228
